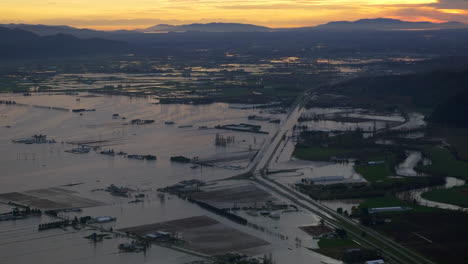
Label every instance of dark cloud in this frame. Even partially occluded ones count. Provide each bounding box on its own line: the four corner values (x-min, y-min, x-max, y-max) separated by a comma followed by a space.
388, 6, 468, 23
431, 0, 468, 9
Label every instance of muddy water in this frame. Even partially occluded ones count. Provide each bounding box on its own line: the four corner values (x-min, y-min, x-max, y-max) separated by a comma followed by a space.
0, 224, 201, 264
0, 180, 337, 264
0, 93, 336, 264
0, 93, 282, 192
391, 112, 426, 131
395, 150, 468, 211
397, 177, 467, 212
395, 151, 426, 177
300, 107, 405, 133
267, 107, 366, 185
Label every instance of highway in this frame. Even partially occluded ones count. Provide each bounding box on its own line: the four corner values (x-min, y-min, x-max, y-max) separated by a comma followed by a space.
245, 90, 436, 264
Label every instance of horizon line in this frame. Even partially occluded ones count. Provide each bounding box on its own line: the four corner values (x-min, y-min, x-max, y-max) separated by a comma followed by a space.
2, 17, 465, 32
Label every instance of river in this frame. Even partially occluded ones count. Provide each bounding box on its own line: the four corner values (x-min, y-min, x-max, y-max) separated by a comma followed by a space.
397, 177, 467, 212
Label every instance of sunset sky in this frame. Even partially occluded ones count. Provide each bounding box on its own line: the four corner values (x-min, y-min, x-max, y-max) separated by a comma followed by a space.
1, 0, 467, 30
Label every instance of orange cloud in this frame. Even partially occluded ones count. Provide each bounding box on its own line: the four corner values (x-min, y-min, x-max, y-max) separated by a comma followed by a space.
0, 0, 466, 30
382, 4, 468, 24
438, 9, 468, 14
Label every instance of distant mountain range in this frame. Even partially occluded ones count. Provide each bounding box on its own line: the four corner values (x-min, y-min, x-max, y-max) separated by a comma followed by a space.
3, 18, 467, 39
2, 18, 468, 59
0, 24, 138, 39
138, 19, 468, 33
310, 18, 468, 31
0, 26, 126, 59
139, 22, 271, 33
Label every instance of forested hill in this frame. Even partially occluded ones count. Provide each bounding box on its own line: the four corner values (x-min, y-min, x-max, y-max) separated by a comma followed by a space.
329, 69, 468, 108
430, 89, 468, 127
0, 26, 127, 59
328, 69, 468, 127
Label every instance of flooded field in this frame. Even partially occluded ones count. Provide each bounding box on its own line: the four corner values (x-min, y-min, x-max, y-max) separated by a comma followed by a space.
189, 182, 278, 209
0, 92, 286, 192
12, 63, 280, 99
0, 89, 434, 264
0, 92, 339, 264
0, 178, 338, 264
0, 187, 104, 210
395, 151, 427, 177
119, 215, 270, 256
299, 107, 405, 133
0, 224, 203, 264
264, 106, 407, 186
391, 112, 426, 131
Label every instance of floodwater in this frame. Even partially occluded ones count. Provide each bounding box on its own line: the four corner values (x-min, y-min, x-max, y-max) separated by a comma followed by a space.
0, 92, 283, 192
0, 93, 338, 264
269, 160, 363, 186
267, 138, 364, 213
268, 107, 407, 185
395, 151, 426, 177
300, 107, 405, 133
0, 221, 202, 264
0, 180, 339, 264
263, 106, 370, 192
20, 64, 274, 92
397, 177, 467, 212
391, 112, 426, 131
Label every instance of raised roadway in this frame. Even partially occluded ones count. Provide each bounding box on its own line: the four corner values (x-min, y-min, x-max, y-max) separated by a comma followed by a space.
244, 90, 436, 264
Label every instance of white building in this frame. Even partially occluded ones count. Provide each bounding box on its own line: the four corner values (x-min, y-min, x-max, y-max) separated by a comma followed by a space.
365, 260, 385, 264
369, 207, 412, 214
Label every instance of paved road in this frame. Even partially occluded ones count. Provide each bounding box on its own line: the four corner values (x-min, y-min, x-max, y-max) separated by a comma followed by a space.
245, 91, 436, 264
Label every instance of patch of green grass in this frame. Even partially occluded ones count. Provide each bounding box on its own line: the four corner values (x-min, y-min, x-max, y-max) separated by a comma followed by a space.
434, 127, 468, 161
421, 185, 468, 208
262, 84, 303, 97
216, 86, 251, 97
293, 146, 351, 161
419, 146, 468, 181
355, 163, 391, 182
359, 196, 405, 209
0, 78, 20, 92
